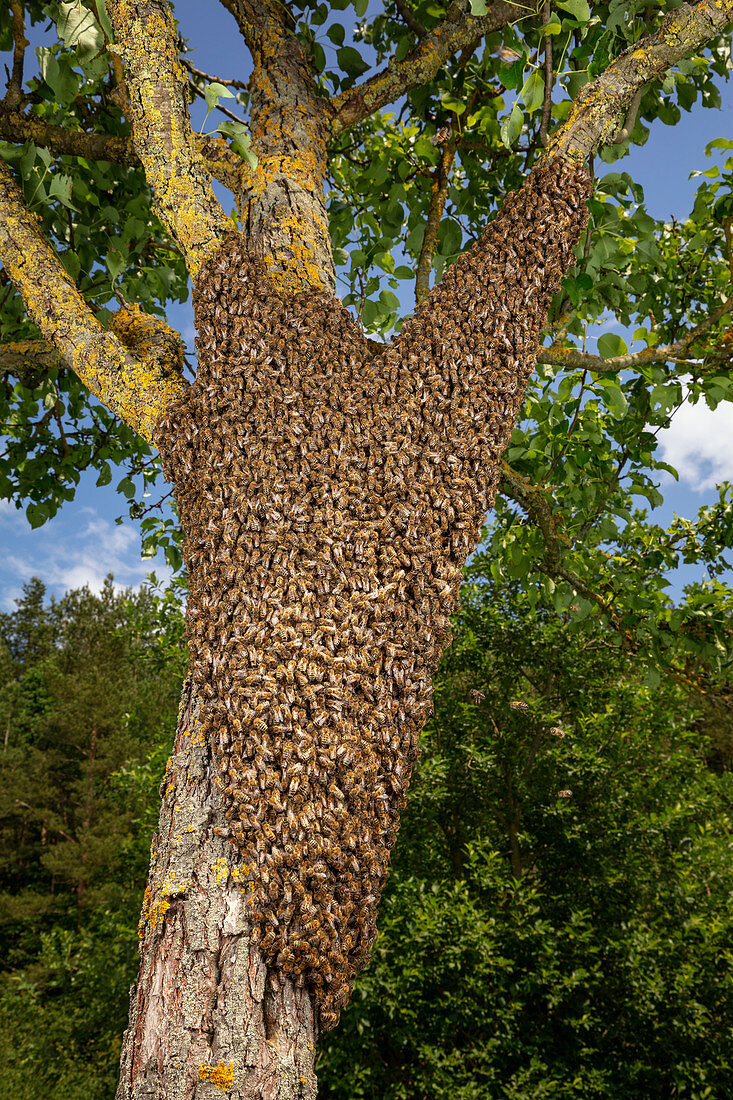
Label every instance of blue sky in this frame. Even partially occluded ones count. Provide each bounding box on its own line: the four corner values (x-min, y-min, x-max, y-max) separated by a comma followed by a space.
0, 2, 732, 609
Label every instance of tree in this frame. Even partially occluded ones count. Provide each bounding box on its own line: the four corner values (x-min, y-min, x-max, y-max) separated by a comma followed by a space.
0, 577, 184, 1100
3, 575, 732, 1099
1, 1, 733, 1096
318, 578, 733, 1098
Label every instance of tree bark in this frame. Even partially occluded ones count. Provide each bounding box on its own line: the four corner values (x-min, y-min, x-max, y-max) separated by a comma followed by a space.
116, 674, 318, 1100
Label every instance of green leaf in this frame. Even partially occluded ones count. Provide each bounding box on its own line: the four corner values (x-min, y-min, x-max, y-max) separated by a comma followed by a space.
96, 463, 112, 488
105, 246, 126, 281
520, 71, 545, 114
25, 502, 49, 529
541, 12, 563, 35
596, 333, 628, 359
48, 173, 76, 211
470, 0, 488, 13
395, 35, 412, 62
601, 383, 628, 418
203, 82, 235, 110
337, 47, 371, 77
503, 58, 525, 92
55, 1, 104, 61
500, 104, 523, 149
95, 0, 114, 41
556, 0, 590, 20
216, 121, 258, 169
441, 94, 466, 116
36, 47, 79, 106
327, 23, 345, 45
117, 476, 135, 499
60, 249, 80, 281
642, 665, 660, 689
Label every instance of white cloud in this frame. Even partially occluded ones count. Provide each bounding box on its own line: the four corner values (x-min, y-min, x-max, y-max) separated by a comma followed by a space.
658, 389, 733, 491
0, 500, 28, 528
0, 510, 172, 610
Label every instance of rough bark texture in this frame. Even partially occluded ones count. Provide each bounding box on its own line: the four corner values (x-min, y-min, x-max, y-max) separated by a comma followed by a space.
546, 0, 733, 162
238, 1, 335, 294
116, 675, 318, 1100
107, 0, 233, 280
0, 158, 186, 442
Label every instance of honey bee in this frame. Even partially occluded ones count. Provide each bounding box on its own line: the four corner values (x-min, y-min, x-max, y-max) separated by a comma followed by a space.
158, 161, 592, 1029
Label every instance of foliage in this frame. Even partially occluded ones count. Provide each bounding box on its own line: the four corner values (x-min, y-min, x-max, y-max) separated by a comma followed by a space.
2, 576, 732, 1097
318, 579, 733, 1099
0, 577, 184, 1099
2, 2, 733, 1094
1, 1, 732, 662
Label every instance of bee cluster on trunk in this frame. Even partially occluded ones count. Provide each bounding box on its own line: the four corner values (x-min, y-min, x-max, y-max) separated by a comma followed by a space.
154, 157, 591, 1030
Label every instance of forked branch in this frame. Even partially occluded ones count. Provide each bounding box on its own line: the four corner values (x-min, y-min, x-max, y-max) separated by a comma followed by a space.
0, 158, 187, 442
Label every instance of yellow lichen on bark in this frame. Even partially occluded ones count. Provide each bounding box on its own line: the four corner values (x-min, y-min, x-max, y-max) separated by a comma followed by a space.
198, 1063, 235, 1089
0, 158, 186, 442
107, 0, 231, 280
546, 0, 733, 162
108, 303, 185, 373
138, 883, 171, 938
262, 208, 332, 294
241, 3, 334, 292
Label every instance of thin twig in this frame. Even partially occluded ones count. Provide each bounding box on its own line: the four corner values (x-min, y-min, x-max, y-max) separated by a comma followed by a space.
7, 0, 28, 109
182, 59, 248, 91
394, 0, 428, 38
539, 2, 553, 147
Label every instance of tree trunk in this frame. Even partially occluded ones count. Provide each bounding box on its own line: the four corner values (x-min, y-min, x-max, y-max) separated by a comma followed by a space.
116, 674, 318, 1100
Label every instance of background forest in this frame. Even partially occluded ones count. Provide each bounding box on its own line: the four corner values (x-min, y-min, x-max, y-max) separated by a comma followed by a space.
0, 568, 731, 1099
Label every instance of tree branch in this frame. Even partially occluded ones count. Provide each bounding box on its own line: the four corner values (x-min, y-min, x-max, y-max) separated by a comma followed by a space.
0, 101, 250, 196
330, 0, 532, 136
0, 339, 60, 387
7, 0, 28, 110
0, 102, 139, 163
539, 296, 733, 373
546, 0, 733, 162
394, 0, 428, 39
221, 0, 336, 292
415, 141, 458, 305
498, 461, 571, 576
0, 158, 187, 443
106, 0, 233, 280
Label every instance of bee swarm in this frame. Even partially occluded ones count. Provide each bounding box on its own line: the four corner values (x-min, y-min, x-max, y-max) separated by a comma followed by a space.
154, 157, 591, 1031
